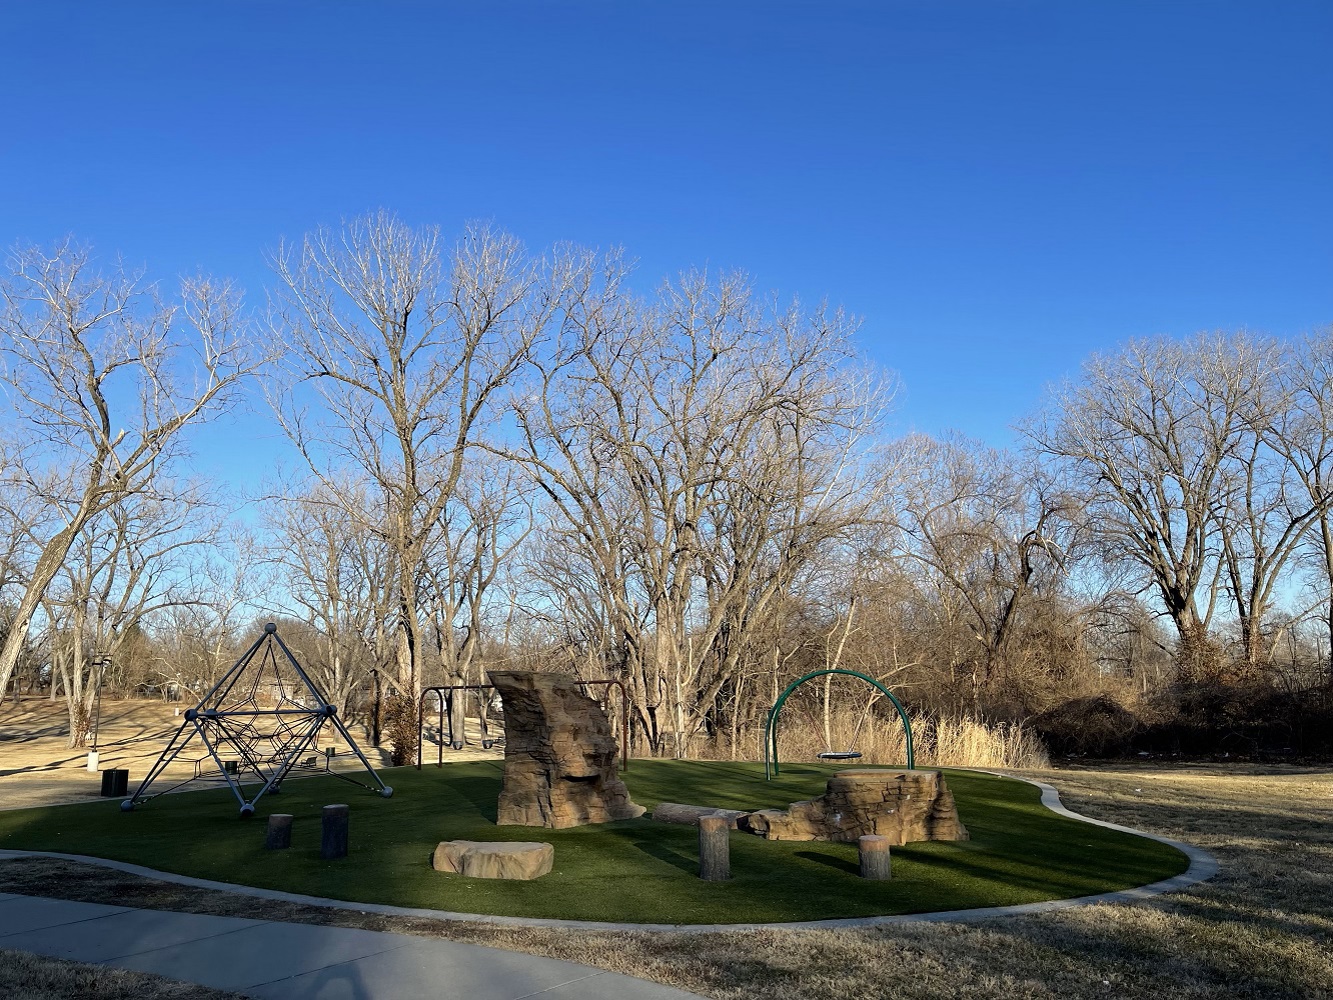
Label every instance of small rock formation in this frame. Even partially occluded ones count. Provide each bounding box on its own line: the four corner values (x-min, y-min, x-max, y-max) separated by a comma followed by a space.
652, 802, 748, 829
488, 670, 645, 828
738, 769, 968, 845
432, 840, 554, 880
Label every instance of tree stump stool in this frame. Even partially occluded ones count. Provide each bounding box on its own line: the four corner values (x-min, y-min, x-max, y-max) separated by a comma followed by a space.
321, 804, 349, 859
859, 834, 892, 879
266, 814, 293, 850
699, 814, 731, 881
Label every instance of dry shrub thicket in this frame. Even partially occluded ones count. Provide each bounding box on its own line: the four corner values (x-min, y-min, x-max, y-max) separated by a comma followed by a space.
380, 695, 420, 767
709, 711, 1050, 770
905, 715, 1051, 769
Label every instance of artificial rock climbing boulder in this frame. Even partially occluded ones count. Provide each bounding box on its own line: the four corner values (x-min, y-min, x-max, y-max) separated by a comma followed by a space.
488, 670, 645, 828
738, 768, 968, 845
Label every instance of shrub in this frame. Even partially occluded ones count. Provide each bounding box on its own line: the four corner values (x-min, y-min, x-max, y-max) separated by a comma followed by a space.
1031, 696, 1139, 757
750, 711, 1051, 770
382, 696, 419, 767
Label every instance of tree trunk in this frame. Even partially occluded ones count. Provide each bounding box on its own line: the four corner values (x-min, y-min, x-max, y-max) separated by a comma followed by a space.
1177, 620, 1220, 684
395, 598, 419, 700
0, 520, 86, 701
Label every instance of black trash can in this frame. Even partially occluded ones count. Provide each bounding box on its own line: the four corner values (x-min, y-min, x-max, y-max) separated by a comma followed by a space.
100, 769, 129, 797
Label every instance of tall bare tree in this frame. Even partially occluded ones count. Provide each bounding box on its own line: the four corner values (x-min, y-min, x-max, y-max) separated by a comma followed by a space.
151, 529, 270, 703
42, 488, 217, 745
0, 436, 38, 611
419, 454, 534, 688
0, 438, 45, 702
269, 213, 558, 699
1211, 334, 1330, 668
1264, 328, 1333, 665
0, 240, 255, 700
1028, 334, 1262, 672
264, 481, 394, 717
890, 433, 1071, 711
513, 264, 888, 754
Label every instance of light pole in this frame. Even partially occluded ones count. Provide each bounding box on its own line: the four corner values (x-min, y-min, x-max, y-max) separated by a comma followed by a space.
370, 668, 382, 747
86, 653, 111, 772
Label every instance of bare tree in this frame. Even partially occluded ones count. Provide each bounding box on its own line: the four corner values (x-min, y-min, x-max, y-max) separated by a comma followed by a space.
41, 488, 218, 745
269, 213, 557, 699
1266, 328, 1333, 668
1033, 331, 1331, 677
151, 524, 272, 703
512, 263, 888, 755
0, 240, 256, 700
1027, 334, 1260, 672
1212, 334, 1329, 669
518, 505, 645, 682
263, 480, 395, 717
890, 433, 1071, 711
0, 439, 44, 702
419, 454, 534, 689
0, 439, 32, 597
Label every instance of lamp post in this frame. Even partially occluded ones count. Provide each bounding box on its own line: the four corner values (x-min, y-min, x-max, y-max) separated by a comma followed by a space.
86, 652, 111, 772
370, 668, 382, 747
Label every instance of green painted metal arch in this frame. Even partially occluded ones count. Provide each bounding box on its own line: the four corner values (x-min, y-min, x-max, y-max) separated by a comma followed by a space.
764, 668, 914, 779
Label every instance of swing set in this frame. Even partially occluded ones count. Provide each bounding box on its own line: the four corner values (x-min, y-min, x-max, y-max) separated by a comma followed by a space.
763, 668, 915, 779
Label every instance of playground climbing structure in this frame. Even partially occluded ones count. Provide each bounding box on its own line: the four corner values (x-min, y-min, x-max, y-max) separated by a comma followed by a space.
123, 623, 392, 815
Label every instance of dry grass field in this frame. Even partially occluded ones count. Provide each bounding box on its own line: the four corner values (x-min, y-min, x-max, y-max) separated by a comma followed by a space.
0, 699, 189, 808
2, 763, 1330, 999
0, 948, 245, 1000
0, 698, 500, 811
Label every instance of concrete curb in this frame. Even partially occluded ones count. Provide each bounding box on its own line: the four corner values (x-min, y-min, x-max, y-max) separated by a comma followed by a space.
0, 771, 1219, 934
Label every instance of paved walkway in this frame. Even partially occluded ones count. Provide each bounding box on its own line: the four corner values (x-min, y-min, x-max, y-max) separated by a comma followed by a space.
0, 891, 702, 999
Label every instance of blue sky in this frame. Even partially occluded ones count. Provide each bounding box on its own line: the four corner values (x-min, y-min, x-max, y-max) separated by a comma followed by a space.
2, 1, 1330, 486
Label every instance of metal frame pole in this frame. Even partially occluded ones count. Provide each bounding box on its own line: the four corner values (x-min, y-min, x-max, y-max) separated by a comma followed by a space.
763, 668, 915, 779
90, 654, 109, 753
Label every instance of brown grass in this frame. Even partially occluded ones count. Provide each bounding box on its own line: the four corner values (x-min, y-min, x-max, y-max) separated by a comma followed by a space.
761, 712, 1052, 769
2, 764, 1330, 999
0, 697, 409, 812
0, 948, 245, 1000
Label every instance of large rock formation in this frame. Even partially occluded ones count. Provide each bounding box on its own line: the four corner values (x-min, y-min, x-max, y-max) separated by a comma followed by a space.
489, 670, 645, 828
738, 769, 968, 845
432, 840, 554, 880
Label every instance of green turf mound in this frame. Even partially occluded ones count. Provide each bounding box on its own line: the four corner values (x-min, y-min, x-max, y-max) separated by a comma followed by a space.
0, 761, 1188, 924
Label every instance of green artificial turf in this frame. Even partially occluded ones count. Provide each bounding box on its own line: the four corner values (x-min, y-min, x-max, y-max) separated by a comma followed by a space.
0, 761, 1189, 924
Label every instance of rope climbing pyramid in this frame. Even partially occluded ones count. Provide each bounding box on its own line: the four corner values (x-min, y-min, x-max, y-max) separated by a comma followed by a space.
123, 623, 392, 816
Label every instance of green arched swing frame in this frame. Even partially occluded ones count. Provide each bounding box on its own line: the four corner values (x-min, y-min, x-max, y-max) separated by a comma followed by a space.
764, 668, 915, 779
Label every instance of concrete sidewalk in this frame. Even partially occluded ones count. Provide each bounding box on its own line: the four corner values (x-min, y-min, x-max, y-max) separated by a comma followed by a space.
0, 892, 703, 999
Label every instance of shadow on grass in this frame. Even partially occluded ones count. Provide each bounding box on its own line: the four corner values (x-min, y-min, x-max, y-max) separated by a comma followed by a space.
428, 770, 501, 824
627, 836, 697, 874
794, 849, 859, 875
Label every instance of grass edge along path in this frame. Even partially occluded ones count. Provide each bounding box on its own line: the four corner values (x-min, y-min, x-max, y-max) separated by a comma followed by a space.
0, 762, 1189, 925
0, 946, 248, 1000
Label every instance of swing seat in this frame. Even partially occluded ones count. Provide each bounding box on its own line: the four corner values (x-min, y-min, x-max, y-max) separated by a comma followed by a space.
817, 750, 863, 760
